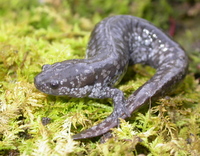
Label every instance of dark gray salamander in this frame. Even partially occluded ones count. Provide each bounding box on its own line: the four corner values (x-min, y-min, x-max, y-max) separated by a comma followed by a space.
34, 15, 188, 140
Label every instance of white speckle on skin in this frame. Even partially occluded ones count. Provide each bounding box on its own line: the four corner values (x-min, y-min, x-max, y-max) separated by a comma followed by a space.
84, 69, 90, 74
142, 29, 149, 38
70, 81, 75, 87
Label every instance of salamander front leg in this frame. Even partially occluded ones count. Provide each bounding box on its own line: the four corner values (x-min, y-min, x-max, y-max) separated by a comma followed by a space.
89, 86, 130, 118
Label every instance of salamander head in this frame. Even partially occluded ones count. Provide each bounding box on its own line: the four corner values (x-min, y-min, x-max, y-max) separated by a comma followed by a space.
34, 59, 95, 97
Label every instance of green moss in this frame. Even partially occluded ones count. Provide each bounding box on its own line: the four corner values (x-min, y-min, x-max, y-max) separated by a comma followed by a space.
0, 0, 200, 155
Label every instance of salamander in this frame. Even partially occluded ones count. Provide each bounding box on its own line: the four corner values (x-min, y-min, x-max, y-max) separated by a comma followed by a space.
34, 15, 188, 140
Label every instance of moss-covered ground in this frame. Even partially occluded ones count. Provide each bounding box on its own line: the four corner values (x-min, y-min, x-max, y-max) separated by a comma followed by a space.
0, 0, 200, 155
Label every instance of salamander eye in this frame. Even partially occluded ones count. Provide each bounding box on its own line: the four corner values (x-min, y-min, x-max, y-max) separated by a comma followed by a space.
42, 64, 51, 71
49, 80, 59, 89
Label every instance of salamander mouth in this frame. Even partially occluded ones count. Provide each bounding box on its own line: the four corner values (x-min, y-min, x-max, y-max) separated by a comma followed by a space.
34, 75, 40, 90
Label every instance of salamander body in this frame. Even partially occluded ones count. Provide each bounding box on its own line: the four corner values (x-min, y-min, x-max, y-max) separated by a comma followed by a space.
34, 15, 188, 140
